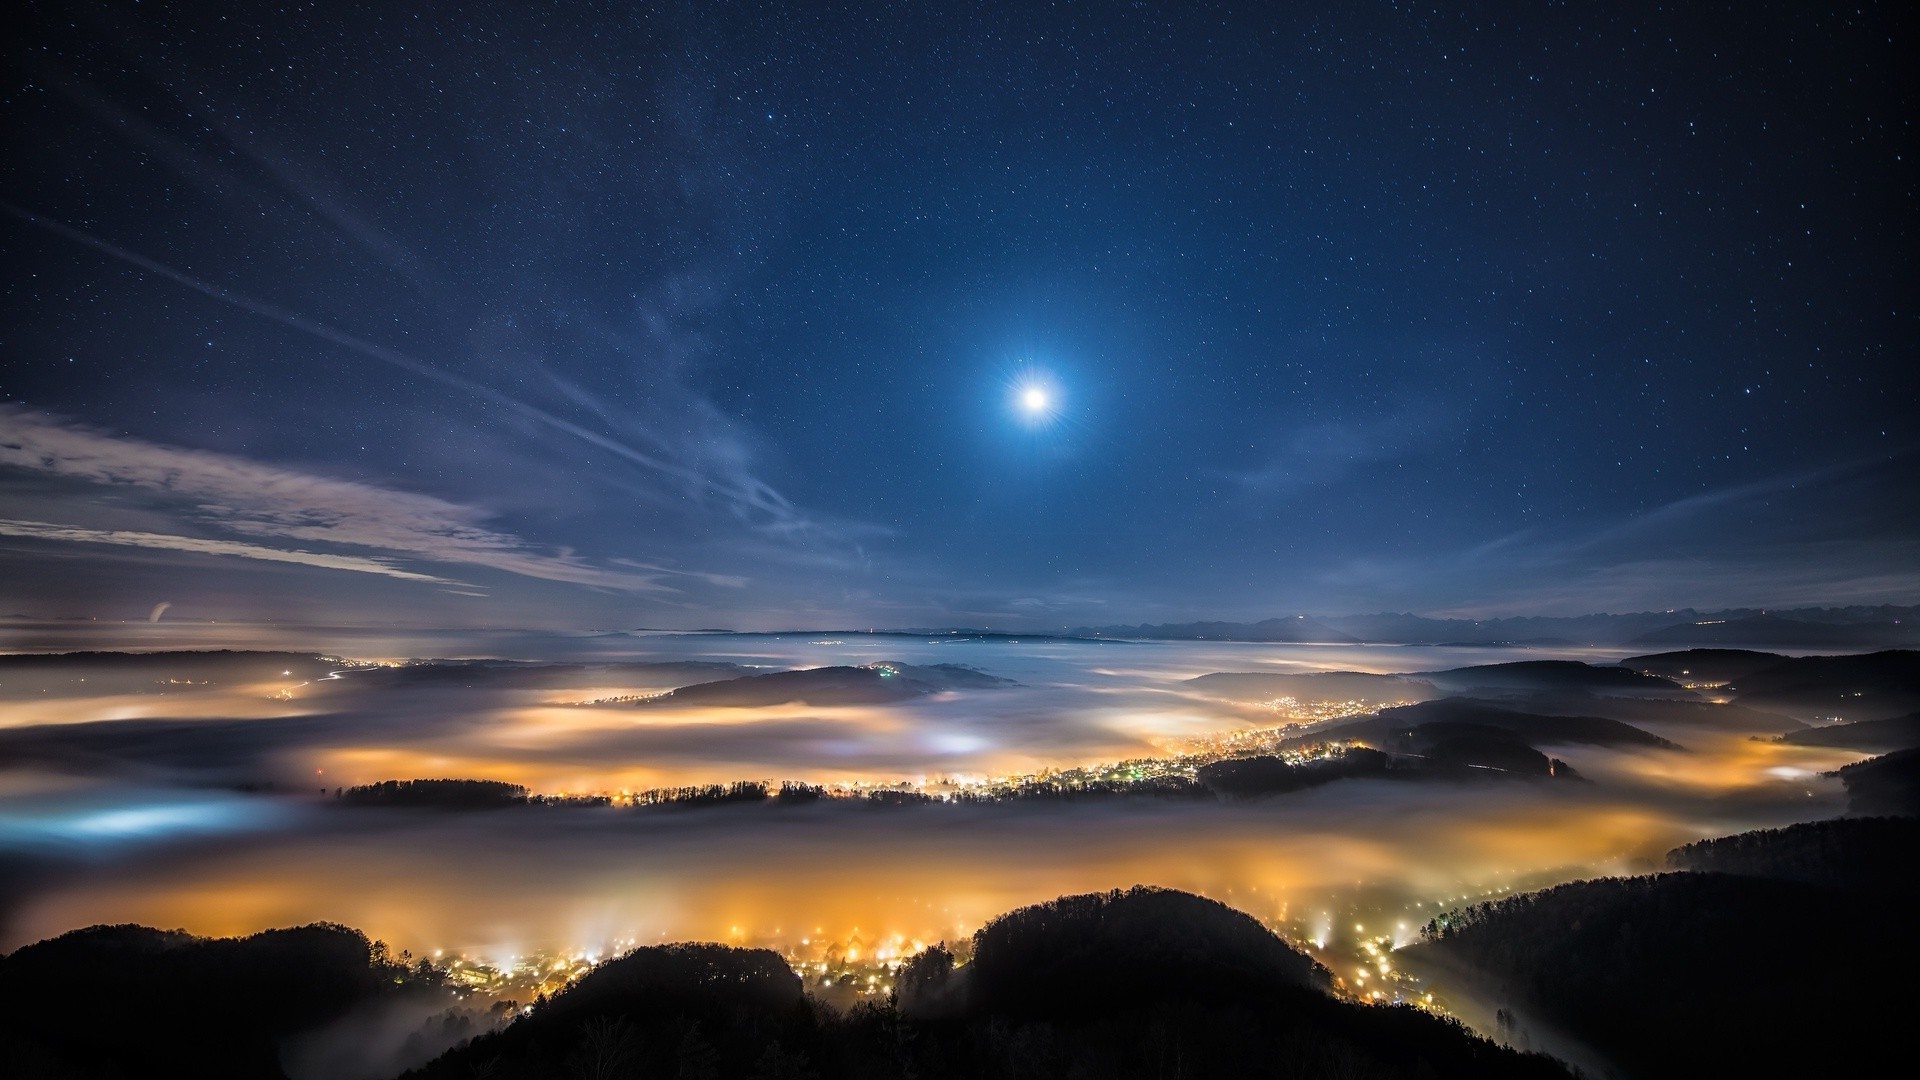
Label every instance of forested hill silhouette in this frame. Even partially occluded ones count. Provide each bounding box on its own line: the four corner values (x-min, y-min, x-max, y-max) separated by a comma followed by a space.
1667, 816, 1918, 896
1411, 660, 1683, 697
1196, 747, 1394, 798
0, 649, 341, 697
1404, 814, 1914, 1079
1777, 710, 1920, 752
643, 662, 1013, 707
1183, 660, 1693, 705
1359, 699, 1679, 749
1447, 690, 1800, 734
954, 886, 1329, 1018
0, 923, 443, 1079
352, 658, 751, 690
1407, 872, 1904, 1078
404, 942, 810, 1080
1719, 649, 1920, 721
1618, 647, 1789, 683
1267, 699, 1672, 780
409, 885, 1568, 1080
1833, 746, 1920, 816
338, 778, 529, 808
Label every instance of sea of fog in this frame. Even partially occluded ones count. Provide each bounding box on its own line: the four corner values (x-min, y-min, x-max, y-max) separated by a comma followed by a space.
0, 631, 1858, 997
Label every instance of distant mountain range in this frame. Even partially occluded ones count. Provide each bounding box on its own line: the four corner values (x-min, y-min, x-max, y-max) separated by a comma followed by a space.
1070, 605, 1920, 648
1070, 615, 1362, 643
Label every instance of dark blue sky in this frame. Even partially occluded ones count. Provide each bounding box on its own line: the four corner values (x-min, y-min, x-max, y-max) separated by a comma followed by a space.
2, 1, 1914, 630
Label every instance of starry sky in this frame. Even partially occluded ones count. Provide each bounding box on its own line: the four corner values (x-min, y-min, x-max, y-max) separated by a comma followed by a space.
2, 1, 1914, 631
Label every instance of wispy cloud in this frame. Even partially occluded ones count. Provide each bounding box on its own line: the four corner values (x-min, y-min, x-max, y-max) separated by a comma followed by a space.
0, 406, 697, 592
4, 40, 881, 616
0, 519, 460, 584
1312, 452, 1920, 615
0, 203, 833, 542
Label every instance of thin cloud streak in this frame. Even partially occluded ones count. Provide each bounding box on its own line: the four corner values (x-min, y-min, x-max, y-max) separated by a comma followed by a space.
0, 406, 688, 593
1314, 454, 1920, 615
0, 203, 821, 538
0, 519, 457, 584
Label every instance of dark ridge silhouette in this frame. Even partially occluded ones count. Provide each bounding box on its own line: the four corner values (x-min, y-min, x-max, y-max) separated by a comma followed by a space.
353, 658, 751, 691
1626, 613, 1920, 649
1315, 609, 1653, 644
891, 886, 1568, 1078
1405, 871, 1907, 1078
338, 778, 530, 809
402, 886, 1566, 1078
1776, 710, 1920, 752
1465, 690, 1801, 733
0, 649, 340, 698
1308, 699, 1678, 750
1069, 607, 1920, 646
1, 891, 1573, 1080
776, 779, 828, 803
645, 662, 1014, 707
1184, 670, 1439, 704
854, 788, 930, 807
0, 711, 373, 782
0, 923, 438, 1080
1724, 649, 1920, 721
1197, 747, 1392, 798
320, 773, 1219, 814
632, 779, 773, 808
403, 943, 810, 1080
1666, 816, 1920, 896
812, 628, 1102, 643
1832, 747, 1920, 816
1412, 660, 1685, 697
1386, 698, 1680, 748
1408, 724, 1560, 777
959, 886, 1328, 1019
1618, 648, 1787, 684
948, 775, 1214, 804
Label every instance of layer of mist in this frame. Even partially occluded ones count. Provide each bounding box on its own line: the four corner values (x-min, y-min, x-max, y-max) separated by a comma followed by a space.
0, 630, 1889, 1068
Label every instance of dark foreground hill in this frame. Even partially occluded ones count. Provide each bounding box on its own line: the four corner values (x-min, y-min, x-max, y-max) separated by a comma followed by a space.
1402, 816, 1912, 1079
0, 923, 446, 1079
410, 886, 1567, 1080
0, 889, 1567, 1080
1666, 816, 1919, 896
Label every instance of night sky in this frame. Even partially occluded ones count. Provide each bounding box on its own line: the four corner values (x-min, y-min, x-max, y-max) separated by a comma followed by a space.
2, 2, 1914, 630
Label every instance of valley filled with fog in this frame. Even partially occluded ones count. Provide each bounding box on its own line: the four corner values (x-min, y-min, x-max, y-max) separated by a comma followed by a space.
0, 632, 1865, 989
